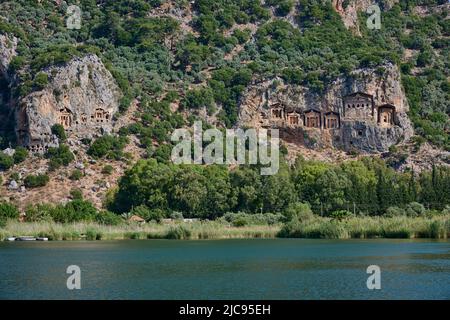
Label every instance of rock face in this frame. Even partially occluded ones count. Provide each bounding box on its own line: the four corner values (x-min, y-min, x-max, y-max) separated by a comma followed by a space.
0, 33, 18, 79
15, 54, 122, 153
238, 63, 413, 153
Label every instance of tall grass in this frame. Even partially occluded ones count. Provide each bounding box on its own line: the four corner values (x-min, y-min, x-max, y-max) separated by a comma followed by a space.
278, 215, 450, 239
1, 215, 448, 241
0, 220, 280, 241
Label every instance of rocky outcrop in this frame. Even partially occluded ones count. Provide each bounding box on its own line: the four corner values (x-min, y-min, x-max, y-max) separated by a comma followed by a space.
238, 63, 413, 153
0, 33, 18, 79
15, 54, 122, 152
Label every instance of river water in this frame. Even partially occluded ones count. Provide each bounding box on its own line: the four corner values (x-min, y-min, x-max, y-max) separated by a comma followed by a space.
0, 239, 449, 299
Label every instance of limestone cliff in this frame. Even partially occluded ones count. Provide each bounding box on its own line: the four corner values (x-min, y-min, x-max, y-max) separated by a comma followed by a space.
238, 62, 413, 153
15, 54, 122, 152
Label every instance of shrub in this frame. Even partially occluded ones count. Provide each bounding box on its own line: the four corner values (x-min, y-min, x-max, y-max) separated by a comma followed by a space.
65, 200, 98, 222
405, 202, 426, 217
33, 72, 48, 89
0, 153, 14, 171
128, 205, 165, 222
24, 174, 49, 188
0, 202, 19, 219
87, 135, 128, 159
101, 165, 114, 175
166, 225, 192, 239
49, 200, 98, 223
24, 203, 54, 222
86, 228, 102, 240
169, 211, 184, 220
70, 188, 83, 200
330, 210, 353, 221
51, 124, 66, 142
130, 205, 151, 220
183, 88, 214, 110
69, 169, 83, 180
95, 211, 122, 225
232, 217, 247, 227
283, 202, 314, 222
386, 206, 406, 217
46, 145, 74, 170
13, 147, 28, 163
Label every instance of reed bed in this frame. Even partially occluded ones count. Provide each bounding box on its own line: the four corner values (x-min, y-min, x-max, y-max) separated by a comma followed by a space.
1, 215, 448, 240
278, 215, 450, 239
0, 220, 280, 241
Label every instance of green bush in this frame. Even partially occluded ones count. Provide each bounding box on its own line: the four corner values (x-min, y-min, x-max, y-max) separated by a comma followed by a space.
95, 211, 122, 225
24, 203, 54, 222
24, 198, 105, 224
51, 124, 66, 142
283, 202, 314, 222
169, 211, 184, 220
13, 147, 28, 164
33, 72, 48, 90
329, 210, 353, 221
0, 153, 14, 171
165, 225, 192, 239
0, 202, 20, 219
232, 217, 247, 227
69, 169, 83, 180
130, 205, 165, 222
46, 145, 74, 170
24, 174, 49, 188
101, 165, 114, 175
386, 206, 406, 217
405, 202, 426, 217
70, 188, 83, 200
87, 135, 128, 159
183, 88, 214, 110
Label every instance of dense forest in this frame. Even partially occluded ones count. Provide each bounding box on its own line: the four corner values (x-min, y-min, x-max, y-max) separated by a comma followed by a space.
110, 157, 450, 218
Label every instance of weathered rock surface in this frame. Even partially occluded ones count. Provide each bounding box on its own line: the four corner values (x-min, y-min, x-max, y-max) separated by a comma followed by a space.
0, 33, 18, 79
238, 63, 413, 153
8, 180, 18, 190
15, 54, 122, 152
2, 147, 15, 157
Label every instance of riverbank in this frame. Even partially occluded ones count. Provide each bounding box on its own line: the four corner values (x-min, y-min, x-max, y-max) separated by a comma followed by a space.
279, 215, 450, 239
0, 220, 280, 240
1, 215, 449, 241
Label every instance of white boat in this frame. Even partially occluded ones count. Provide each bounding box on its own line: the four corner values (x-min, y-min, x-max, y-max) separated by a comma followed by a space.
6, 237, 16, 241
36, 237, 49, 241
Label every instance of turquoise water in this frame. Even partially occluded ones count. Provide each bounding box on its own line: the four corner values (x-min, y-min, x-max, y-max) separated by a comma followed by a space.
0, 239, 449, 300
